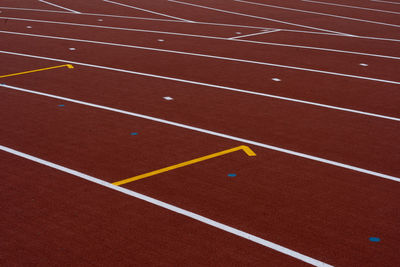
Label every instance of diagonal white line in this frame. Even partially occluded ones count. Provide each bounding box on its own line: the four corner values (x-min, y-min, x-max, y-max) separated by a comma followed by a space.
103, 0, 193, 22
0, 144, 333, 266
1, 16, 399, 59
1, 30, 399, 85
302, 0, 400, 15
167, 0, 351, 35
235, 0, 400, 28
229, 30, 280, 39
371, 0, 400, 5
1, 6, 400, 42
1, 84, 399, 184
38, 0, 80, 14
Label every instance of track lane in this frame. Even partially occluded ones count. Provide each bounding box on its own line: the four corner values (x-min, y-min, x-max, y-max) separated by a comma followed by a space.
234, 0, 400, 25
1, 8, 399, 58
98, 0, 337, 32
0, 0, 62, 11
302, 0, 400, 12
2, 1, 399, 266
2, 18, 400, 80
31, 0, 179, 20
163, 0, 400, 38
1, 87, 399, 267
1, 31, 399, 117
1, 53, 399, 178
0, 150, 307, 266
0, 12, 262, 38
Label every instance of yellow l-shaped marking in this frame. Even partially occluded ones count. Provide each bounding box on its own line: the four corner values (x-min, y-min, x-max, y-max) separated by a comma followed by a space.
113, 145, 256, 186
0, 64, 74, 78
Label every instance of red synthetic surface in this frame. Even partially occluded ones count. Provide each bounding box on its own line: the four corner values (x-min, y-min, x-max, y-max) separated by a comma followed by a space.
1, 1, 399, 266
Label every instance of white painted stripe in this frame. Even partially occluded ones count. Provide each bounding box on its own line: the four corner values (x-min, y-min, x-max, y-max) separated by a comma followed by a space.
0, 144, 333, 266
371, 0, 400, 5
2, 6, 400, 42
38, 0, 80, 14
229, 30, 280, 39
167, 0, 350, 35
2, 30, 399, 87
1, 84, 399, 183
102, 0, 193, 22
1, 16, 399, 59
0, 6, 275, 30
235, 0, 400, 28
0, 49, 398, 122
302, 0, 400, 15
343, 34, 400, 43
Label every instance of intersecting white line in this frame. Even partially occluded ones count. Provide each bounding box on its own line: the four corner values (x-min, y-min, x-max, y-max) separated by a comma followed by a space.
2, 30, 399, 86
2, 5, 400, 42
228, 30, 280, 39
167, 0, 350, 35
38, 0, 80, 14
302, 0, 400, 15
235, 0, 400, 28
102, 0, 193, 22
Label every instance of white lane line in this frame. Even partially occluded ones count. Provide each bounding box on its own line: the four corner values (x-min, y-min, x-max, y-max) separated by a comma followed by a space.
235, 0, 400, 28
0, 49, 399, 123
167, 0, 350, 36
1, 17, 399, 60
2, 6, 400, 42
102, 0, 193, 22
0, 6, 275, 30
371, 0, 400, 5
38, 0, 80, 14
275, 28, 400, 42
302, 0, 400, 15
0, 145, 333, 267
2, 30, 399, 85
228, 30, 280, 39
1, 84, 399, 184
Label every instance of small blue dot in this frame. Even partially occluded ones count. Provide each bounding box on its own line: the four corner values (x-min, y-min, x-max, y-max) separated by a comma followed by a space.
130, 132, 138, 136
369, 237, 380, 242
58, 104, 65, 107
228, 173, 236, 177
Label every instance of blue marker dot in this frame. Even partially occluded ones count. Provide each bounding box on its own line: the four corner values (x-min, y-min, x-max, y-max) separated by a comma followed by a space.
58, 104, 65, 107
228, 173, 236, 177
369, 237, 380, 242
130, 132, 138, 136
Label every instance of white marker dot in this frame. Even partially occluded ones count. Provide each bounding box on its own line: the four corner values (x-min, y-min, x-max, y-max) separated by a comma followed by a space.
26, 26, 32, 29
163, 96, 173, 101
158, 39, 165, 42
236, 32, 242, 34
69, 48, 76, 51
359, 63, 368, 67
97, 19, 103, 22
272, 78, 281, 82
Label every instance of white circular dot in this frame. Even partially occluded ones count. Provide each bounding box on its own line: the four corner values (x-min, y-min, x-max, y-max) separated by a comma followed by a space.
26, 26, 32, 29
97, 19, 103, 22
158, 39, 165, 42
236, 32, 242, 34
163, 96, 173, 101
69, 48, 76, 51
359, 63, 368, 67
272, 78, 281, 82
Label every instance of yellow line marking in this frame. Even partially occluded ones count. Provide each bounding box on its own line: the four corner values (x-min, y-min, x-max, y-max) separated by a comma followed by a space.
0, 64, 74, 78
113, 145, 256, 186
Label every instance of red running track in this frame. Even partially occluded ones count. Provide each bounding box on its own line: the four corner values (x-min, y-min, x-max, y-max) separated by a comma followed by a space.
1, 1, 399, 266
